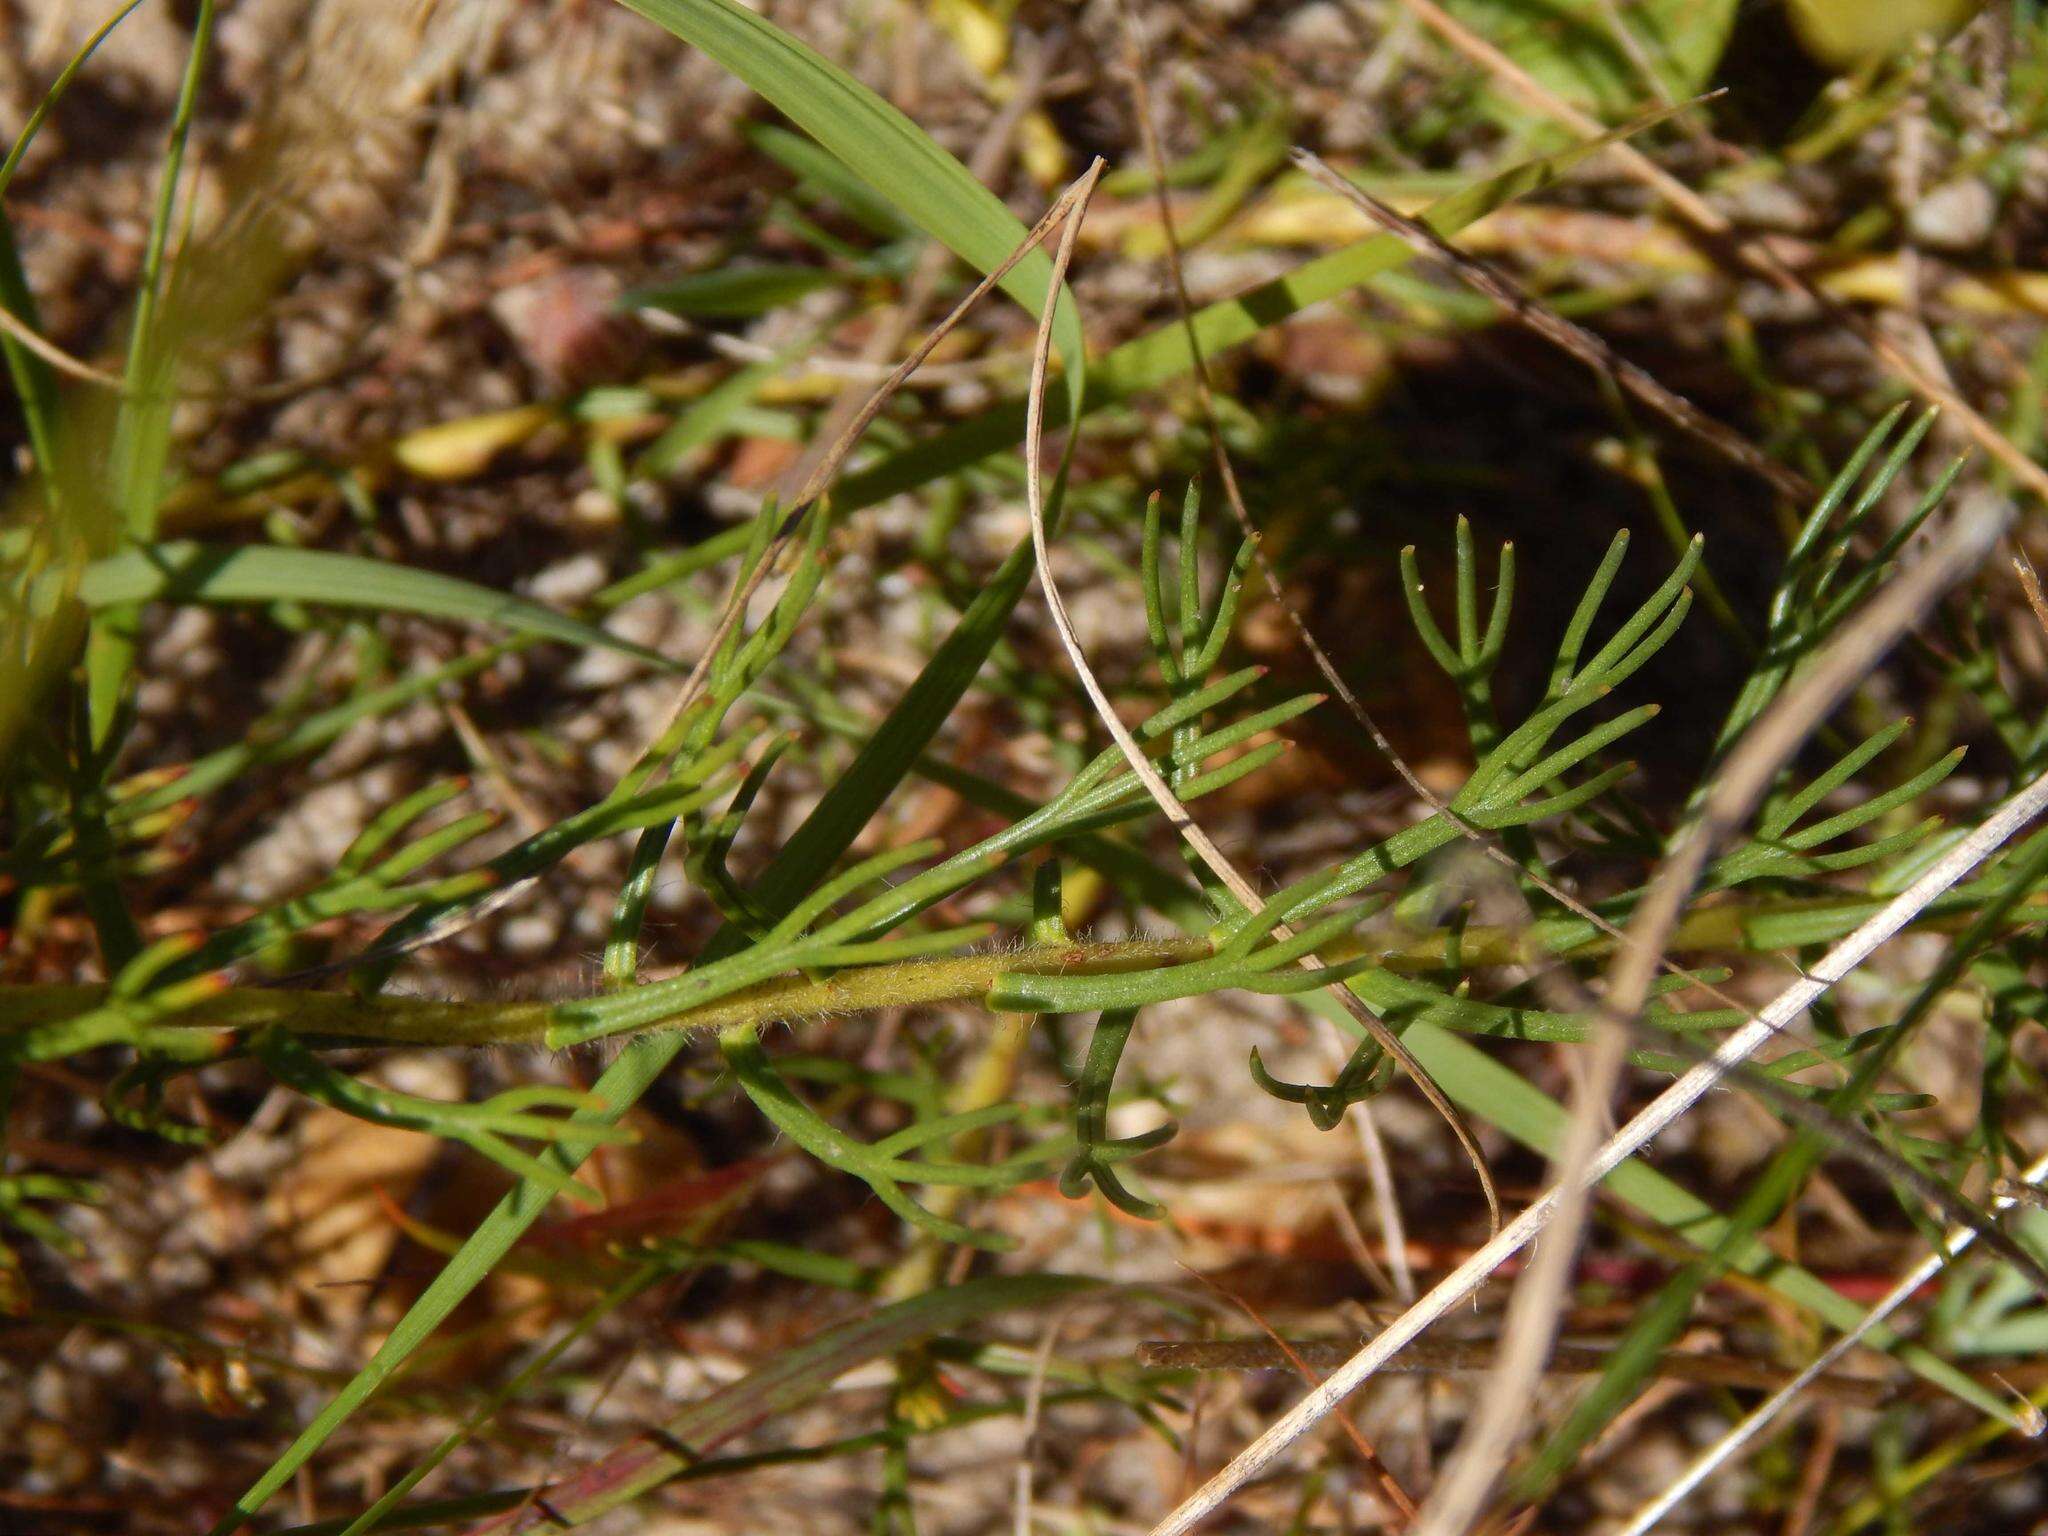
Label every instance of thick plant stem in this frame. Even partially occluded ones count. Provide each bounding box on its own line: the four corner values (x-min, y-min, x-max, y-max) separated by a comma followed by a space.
0, 939, 1206, 1049
9, 887, 2043, 1052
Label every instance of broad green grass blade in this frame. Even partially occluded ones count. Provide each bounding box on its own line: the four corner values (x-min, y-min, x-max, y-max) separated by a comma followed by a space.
610, 0, 1083, 407
64, 542, 679, 670
206, 523, 1057, 1536
113, 526, 758, 819
835, 109, 1686, 513
467, 1274, 1099, 1532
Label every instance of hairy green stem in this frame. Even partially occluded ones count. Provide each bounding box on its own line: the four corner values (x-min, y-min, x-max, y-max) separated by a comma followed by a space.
0, 939, 1206, 1049
7, 884, 2038, 1053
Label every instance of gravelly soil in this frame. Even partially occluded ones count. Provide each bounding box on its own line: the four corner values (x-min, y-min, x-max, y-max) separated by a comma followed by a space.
9, 0, 2048, 1531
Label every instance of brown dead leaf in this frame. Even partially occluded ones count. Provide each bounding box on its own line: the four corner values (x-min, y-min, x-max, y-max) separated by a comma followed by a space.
264, 1105, 441, 1328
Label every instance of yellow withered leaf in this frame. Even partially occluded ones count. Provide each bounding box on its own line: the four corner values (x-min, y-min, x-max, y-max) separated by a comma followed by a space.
391, 404, 558, 481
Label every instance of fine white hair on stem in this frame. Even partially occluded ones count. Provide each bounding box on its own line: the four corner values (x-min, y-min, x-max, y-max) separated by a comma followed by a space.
1616, 1146, 2048, 1536
1148, 762, 2048, 1536
1018, 157, 1502, 1231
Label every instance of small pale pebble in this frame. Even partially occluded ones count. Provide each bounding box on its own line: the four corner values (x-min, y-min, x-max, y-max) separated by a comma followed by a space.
659, 1355, 726, 1399
497, 908, 563, 957
561, 709, 610, 745
1908, 177, 1998, 252
135, 677, 180, 718
939, 378, 993, 414
1068, 580, 1154, 652
1286, 1, 1353, 52
1179, 250, 1293, 302
571, 486, 622, 526
610, 593, 675, 650
648, 856, 694, 913
1712, 174, 1817, 234
375, 1052, 465, 1100
1322, 98, 1376, 154
705, 483, 764, 521
565, 647, 643, 696
146, 1250, 211, 1291
150, 605, 220, 678
526, 552, 610, 607
223, 765, 407, 900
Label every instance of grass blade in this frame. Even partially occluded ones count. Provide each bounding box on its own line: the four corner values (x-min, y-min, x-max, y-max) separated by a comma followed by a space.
612, 0, 1082, 404
205, 494, 1059, 1536
88, 0, 218, 742
65, 542, 679, 669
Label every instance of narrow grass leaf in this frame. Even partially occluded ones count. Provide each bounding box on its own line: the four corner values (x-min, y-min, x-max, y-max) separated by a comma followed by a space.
89, 0, 218, 742
66, 542, 678, 669
626, 264, 847, 318
207, 500, 1060, 1536
1401, 1020, 2017, 1420
610, 0, 1082, 404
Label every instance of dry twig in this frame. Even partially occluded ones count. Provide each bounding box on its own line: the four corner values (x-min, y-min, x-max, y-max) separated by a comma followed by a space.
1380, 0, 2048, 510
633, 171, 1102, 768
1288, 149, 1812, 506
1113, 0, 1422, 1297
1404, 487, 2011, 1534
